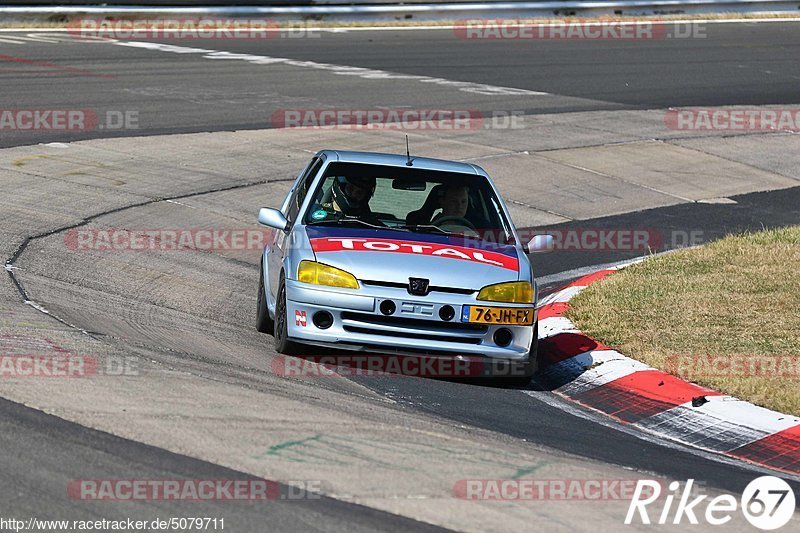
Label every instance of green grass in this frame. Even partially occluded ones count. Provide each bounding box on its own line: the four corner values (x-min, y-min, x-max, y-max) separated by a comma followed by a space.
567, 226, 800, 415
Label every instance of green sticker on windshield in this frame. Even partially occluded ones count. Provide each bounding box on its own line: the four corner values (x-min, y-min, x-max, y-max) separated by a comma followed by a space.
311, 209, 328, 220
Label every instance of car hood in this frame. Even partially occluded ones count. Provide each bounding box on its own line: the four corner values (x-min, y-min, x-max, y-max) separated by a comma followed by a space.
304, 225, 520, 290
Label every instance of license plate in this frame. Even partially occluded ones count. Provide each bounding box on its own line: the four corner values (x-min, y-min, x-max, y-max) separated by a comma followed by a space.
461, 305, 534, 325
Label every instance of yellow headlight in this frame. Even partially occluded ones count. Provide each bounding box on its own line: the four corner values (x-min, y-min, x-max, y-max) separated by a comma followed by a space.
477, 281, 533, 303
297, 260, 359, 289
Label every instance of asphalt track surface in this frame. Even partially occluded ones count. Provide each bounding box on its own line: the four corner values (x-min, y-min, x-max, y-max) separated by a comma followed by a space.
1, 21, 800, 531
0, 21, 798, 147
0, 397, 446, 532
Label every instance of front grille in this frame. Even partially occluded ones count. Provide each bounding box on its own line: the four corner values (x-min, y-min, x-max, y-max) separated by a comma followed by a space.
341, 312, 487, 332
361, 279, 475, 295
341, 311, 487, 345
343, 326, 482, 345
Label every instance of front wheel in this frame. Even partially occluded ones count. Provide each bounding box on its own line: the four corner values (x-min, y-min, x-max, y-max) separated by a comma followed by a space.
256, 264, 274, 334
274, 274, 301, 355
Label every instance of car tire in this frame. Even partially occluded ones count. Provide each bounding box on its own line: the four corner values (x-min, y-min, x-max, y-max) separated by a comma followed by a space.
256, 263, 274, 334
274, 273, 301, 355
496, 321, 538, 388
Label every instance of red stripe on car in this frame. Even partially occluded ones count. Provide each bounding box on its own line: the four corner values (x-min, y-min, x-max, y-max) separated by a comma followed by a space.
309, 237, 519, 271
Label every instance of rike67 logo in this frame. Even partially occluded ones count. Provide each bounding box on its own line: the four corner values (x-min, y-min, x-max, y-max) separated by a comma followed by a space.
626, 477, 796, 530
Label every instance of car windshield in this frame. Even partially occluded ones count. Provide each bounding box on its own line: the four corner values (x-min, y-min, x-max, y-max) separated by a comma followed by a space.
303, 162, 514, 244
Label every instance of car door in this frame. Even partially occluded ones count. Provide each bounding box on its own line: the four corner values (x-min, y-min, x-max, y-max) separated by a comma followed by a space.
267, 156, 324, 298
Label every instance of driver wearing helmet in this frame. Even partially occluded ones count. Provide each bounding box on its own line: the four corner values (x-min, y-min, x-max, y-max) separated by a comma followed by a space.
330, 175, 376, 216
313, 175, 383, 225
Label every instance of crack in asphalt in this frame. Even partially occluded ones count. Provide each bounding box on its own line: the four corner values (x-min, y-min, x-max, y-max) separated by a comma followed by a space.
1, 173, 400, 407
4, 176, 294, 306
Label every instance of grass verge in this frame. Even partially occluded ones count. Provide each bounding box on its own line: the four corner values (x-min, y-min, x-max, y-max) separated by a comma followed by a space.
567, 226, 800, 416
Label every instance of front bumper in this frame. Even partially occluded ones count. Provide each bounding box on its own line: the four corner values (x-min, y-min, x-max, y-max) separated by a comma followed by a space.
284, 279, 536, 362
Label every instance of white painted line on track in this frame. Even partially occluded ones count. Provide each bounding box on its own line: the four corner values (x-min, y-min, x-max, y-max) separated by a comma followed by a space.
537, 249, 679, 289
16, 34, 64, 43
111, 39, 548, 96
0, 35, 65, 44
537, 257, 647, 287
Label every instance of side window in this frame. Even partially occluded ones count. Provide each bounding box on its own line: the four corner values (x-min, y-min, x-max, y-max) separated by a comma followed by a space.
281, 159, 312, 214
286, 158, 323, 226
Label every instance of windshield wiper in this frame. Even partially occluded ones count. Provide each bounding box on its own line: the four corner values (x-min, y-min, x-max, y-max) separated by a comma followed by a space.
402, 224, 512, 244
402, 224, 473, 237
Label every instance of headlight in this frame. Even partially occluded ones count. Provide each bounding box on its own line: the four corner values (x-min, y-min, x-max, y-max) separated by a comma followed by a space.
297, 260, 359, 289
477, 281, 533, 303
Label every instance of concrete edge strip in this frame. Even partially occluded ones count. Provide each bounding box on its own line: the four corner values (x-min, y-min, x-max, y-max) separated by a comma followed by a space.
535, 262, 800, 476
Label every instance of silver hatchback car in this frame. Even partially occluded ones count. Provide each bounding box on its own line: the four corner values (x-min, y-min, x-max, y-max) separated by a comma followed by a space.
256, 150, 552, 381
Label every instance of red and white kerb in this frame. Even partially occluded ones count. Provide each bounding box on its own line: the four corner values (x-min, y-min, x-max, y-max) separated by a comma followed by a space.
534, 266, 800, 476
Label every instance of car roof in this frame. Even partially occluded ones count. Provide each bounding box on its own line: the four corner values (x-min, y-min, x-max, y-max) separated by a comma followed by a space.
318, 150, 487, 176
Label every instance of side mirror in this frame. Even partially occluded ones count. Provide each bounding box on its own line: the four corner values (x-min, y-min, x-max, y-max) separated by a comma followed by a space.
526, 234, 554, 254
257, 207, 288, 232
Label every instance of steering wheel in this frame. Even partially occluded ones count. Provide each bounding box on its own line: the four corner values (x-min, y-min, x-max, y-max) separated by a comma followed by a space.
431, 215, 479, 236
